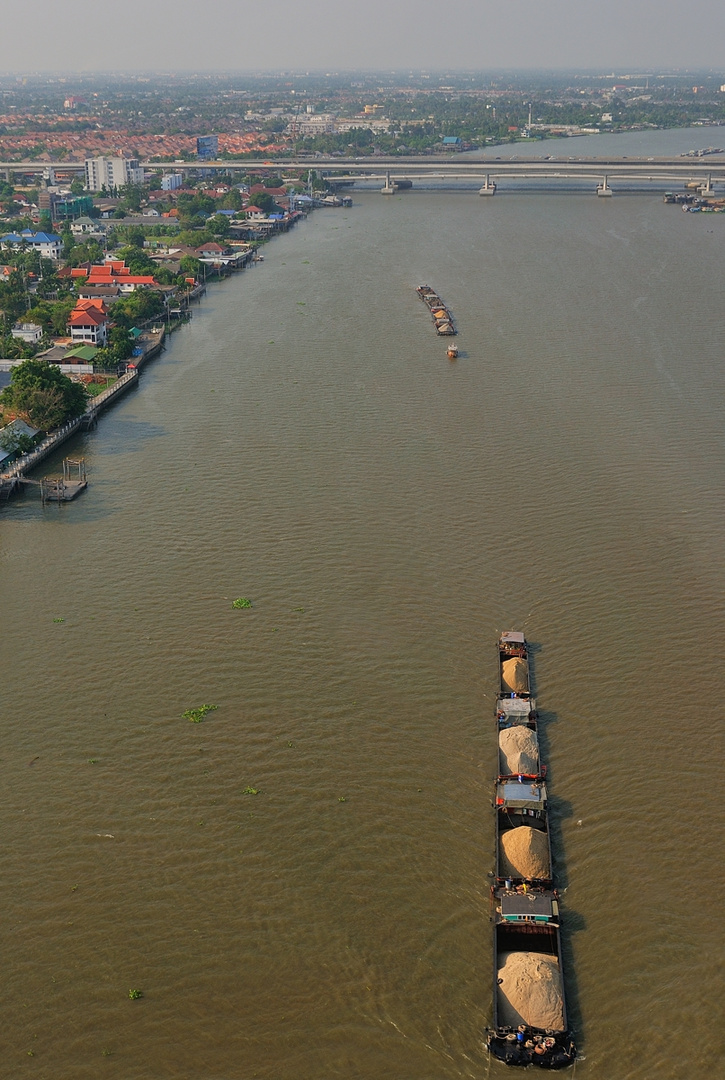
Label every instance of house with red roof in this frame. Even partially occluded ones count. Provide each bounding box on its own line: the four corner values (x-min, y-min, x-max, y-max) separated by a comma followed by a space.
85, 260, 156, 293
68, 298, 109, 346
195, 241, 228, 258
243, 205, 267, 220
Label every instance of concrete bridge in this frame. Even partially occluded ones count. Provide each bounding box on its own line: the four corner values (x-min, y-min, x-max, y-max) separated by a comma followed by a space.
2, 155, 724, 196
261, 155, 725, 196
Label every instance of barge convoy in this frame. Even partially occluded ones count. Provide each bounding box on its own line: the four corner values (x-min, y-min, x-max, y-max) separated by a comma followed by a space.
487, 632, 576, 1069
416, 285, 456, 336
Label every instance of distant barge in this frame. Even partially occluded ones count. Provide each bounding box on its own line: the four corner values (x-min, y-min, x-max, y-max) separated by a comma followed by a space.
487, 632, 576, 1070
416, 285, 456, 335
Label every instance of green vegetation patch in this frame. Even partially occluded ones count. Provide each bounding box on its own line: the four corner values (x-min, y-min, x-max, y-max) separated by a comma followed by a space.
232, 597, 253, 609
85, 378, 117, 397
182, 704, 219, 723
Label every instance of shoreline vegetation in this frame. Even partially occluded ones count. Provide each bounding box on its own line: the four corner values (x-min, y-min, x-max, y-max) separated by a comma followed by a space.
0, 215, 301, 502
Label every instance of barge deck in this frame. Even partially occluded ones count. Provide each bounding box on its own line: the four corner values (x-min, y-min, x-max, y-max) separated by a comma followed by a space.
487, 631, 576, 1069
416, 285, 457, 335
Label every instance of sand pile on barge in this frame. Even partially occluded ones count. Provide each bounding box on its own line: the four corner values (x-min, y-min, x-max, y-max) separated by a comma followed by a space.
499, 727, 539, 775
497, 951, 565, 1031
501, 657, 529, 694
500, 826, 550, 880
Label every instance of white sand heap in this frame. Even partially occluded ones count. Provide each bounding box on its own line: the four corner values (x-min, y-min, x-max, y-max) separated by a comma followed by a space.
497, 951, 565, 1031
501, 656, 529, 694
499, 726, 539, 775
499, 826, 550, 880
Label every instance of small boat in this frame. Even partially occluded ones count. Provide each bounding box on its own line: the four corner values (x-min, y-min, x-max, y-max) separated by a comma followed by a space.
447, 343, 458, 359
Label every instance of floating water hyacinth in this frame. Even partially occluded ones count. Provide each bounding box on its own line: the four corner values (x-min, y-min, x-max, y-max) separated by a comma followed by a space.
232, 597, 253, 609
182, 704, 219, 723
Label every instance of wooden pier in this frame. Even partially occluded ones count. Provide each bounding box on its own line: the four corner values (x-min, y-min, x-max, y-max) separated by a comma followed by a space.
1, 359, 145, 501
40, 459, 88, 504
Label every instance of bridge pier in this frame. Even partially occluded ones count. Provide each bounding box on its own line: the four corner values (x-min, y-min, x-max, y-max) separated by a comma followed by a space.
597, 175, 613, 197
478, 174, 497, 196
381, 170, 396, 195
699, 173, 713, 196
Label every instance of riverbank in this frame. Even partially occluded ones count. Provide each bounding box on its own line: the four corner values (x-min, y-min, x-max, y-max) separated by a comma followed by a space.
0, 214, 305, 504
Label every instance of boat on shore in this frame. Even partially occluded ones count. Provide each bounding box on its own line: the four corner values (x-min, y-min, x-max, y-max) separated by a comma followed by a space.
487, 631, 576, 1070
416, 285, 457, 335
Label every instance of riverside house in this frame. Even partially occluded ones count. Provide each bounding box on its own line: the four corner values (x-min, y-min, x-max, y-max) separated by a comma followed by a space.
68, 299, 109, 346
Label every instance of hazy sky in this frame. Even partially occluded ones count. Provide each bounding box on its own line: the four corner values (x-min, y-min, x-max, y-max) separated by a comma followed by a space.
4, 0, 725, 73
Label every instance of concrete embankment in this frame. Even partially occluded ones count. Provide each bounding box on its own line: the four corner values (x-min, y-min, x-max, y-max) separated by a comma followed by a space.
0, 330, 165, 501
1, 211, 304, 504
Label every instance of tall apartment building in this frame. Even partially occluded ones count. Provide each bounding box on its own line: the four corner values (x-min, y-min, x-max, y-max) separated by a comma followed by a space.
85, 156, 145, 193
196, 135, 218, 161
161, 173, 184, 191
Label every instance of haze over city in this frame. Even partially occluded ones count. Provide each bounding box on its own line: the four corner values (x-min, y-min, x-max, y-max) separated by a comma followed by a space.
4, 0, 725, 72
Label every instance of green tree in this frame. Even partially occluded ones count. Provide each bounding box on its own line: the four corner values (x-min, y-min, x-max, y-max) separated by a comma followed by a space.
119, 183, 144, 212
125, 225, 146, 249
69, 239, 103, 267
0, 425, 37, 456
61, 226, 74, 259
0, 268, 31, 325
95, 325, 134, 368
176, 229, 213, 248
0, 334, 34, 360
250, 191, 276, 215
117, 245, 156, 275
177, 192, 215, 220
0, 359, 88, 431
207, 214, 230, 237
219, 188, 242, 211
179, 255, 202, 277
111, 290, 165, 330
69, 178, 85, 196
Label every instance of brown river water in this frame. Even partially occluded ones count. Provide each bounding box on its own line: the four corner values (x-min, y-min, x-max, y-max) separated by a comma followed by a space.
1, 169, 724, 1079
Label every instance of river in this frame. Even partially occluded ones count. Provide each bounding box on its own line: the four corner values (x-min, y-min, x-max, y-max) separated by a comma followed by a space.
1, 127, 723, 1079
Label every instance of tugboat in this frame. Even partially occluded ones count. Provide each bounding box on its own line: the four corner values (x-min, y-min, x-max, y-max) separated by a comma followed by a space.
447, 343, 458, 359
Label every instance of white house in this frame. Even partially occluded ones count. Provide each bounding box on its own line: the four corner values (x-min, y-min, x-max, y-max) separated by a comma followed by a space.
11, 322, 43, 344
68, 306, 109, 346
0, 231, 63, 260
70, 216, 106, 236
